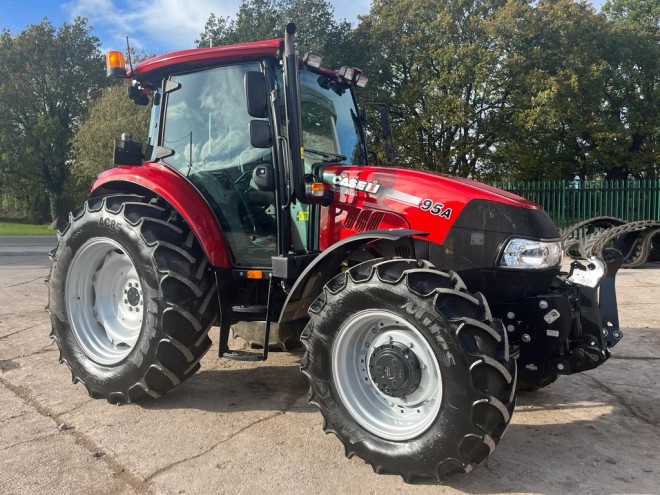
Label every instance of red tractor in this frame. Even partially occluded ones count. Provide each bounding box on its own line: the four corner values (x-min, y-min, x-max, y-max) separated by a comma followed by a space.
48, 24, 623, 481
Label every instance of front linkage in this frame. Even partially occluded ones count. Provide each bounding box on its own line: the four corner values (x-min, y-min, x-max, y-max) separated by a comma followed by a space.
494, 248, 623, 390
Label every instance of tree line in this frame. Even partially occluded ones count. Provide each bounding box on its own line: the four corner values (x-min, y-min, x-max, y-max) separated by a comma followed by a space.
0, 0, 657, 224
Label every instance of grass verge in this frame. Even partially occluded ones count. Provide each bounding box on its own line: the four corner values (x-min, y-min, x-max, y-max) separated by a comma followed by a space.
0, 220, 55, 235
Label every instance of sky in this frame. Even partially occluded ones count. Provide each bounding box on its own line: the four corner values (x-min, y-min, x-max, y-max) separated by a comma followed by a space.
0, 0, 371, 53
1, 0, 605, 55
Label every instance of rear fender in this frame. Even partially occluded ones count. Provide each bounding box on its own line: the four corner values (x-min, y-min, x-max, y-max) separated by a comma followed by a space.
91, 163, 232, 268
278, 229, 426, 323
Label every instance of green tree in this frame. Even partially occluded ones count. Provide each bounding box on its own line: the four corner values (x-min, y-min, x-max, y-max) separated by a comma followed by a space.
353, 0, 511, 176
601, 0, 659, 179
196, 13, 238, 47
466, 0, 657, 181
603, 0, 659, 27
68, 84, 151, 210
196, 0, 352, 67
487, 0, 613, 180
0, 18, 109, 224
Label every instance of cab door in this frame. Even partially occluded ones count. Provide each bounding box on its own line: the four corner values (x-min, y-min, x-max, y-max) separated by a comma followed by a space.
159, 63, 277, 268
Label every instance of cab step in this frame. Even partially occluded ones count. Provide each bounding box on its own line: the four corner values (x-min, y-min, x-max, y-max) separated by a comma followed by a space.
231, 304, 267, 321
221, 349, 265, 362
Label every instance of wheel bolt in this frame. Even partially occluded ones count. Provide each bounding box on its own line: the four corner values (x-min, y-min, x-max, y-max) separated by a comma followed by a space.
124, 299, 128, 304
124, 289, 127, 294
129, 307, 133, 312
522, 334, 531, 343
128, 283, 132, 287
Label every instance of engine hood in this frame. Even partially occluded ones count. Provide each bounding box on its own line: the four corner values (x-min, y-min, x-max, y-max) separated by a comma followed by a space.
324, 166, 538, 207
319, 165, 556, 248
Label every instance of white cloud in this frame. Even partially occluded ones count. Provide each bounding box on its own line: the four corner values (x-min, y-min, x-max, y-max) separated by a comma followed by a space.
64, 0, 372, 53
64, 0, 238, 52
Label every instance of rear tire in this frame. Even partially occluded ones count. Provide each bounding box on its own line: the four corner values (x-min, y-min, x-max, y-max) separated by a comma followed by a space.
301, 259, 516, 481
47, 194, 218, 403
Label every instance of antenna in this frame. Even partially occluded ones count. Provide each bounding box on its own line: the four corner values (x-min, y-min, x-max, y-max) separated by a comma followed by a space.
125, 36, 134, 73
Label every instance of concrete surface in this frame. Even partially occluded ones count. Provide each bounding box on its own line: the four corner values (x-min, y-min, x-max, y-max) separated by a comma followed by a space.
1, 236, 659, 495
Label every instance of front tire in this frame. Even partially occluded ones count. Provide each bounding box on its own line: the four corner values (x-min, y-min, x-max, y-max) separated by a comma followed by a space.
301, 259, 516, 481
47, 194, 218, 403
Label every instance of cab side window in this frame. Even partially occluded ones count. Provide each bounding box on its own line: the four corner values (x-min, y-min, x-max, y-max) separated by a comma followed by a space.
161, 63, 276, 267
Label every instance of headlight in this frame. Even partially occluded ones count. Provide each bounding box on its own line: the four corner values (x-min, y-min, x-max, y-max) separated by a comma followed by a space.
499, 238, 562, 269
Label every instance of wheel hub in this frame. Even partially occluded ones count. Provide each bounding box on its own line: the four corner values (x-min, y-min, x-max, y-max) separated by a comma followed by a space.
126, 286, 141, 306
369, 342, 421, 398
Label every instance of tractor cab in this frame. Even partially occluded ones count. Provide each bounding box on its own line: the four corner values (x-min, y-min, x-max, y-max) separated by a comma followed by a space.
107, 30, 369, 271
101, 24, 382, 358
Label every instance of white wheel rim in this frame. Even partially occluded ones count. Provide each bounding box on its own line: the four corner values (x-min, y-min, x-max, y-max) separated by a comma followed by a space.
65, 238, 143, 365
332, 310, 443, 441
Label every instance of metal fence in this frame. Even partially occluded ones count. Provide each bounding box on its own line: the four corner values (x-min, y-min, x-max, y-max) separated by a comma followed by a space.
491, 179, 660, 229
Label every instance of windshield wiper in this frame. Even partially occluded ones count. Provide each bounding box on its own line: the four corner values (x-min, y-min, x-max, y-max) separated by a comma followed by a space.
304, 148, 347, 163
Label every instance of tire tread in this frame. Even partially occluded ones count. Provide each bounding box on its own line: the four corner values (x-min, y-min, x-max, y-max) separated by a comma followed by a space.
48, 194, 217, 403
301, 258, 516, 481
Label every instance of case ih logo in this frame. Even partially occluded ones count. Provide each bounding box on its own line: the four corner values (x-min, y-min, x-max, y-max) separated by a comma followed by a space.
332, 174, 381, 194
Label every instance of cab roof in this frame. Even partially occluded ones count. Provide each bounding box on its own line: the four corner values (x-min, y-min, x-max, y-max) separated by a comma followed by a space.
131, 39, 282, 83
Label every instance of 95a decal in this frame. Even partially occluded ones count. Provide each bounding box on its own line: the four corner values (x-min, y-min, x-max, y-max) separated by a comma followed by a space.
420, 199, 452, 219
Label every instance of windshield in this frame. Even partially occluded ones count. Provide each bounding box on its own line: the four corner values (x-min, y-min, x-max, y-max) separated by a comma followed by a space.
298, 69, 365, 165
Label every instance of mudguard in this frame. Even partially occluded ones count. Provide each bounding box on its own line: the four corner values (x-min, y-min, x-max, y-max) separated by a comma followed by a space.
91, 162, 232, 268
278, 229, 426, 323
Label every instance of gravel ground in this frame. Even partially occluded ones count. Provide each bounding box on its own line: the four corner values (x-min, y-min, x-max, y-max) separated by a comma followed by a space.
1, 237, 658, 495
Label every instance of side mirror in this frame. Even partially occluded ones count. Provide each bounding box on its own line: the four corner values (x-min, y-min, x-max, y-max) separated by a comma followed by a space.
363, 102, 395, 163
249, 120, 272, 149
252, 164, 275, 191
379, 106, 394, 161
245, 71, 268, 118
128, 82, 149, 106
114, 133, 143, 166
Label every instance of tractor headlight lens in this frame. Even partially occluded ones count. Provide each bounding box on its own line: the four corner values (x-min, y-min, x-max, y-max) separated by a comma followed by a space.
499, 239, 562, 269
